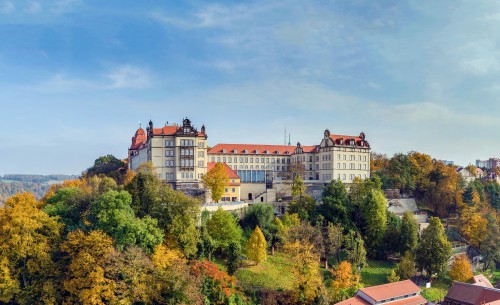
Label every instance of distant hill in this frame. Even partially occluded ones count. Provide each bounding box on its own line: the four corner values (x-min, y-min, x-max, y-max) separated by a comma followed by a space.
0, 174, 79, 203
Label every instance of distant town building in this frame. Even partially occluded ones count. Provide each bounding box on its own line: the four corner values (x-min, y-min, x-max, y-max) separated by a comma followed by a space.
476, 158, 500, 170
457, 167, 484, 183
335, 280, 426, 305
442, 160, 455, 166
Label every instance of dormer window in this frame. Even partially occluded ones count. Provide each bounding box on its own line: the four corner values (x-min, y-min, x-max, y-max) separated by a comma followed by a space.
265, 150, 269, 154
285, 151, 290, 154
276, 150, 280, 154
244, 149, 248, 154
255, 150, 259, 154
233, 149, 238, 153
222, 149, 226, 153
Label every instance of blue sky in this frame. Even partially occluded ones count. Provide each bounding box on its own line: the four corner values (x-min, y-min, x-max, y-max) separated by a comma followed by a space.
1, 0, 499, 174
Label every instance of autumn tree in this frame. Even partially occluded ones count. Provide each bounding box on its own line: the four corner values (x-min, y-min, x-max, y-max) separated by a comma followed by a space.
415, 217, 452, 278
481, 215, 500, 270
408, 151, 433, 198
284, 241, 323, 304
287, 222, 325, 262
202, 162, 229, 202
387, 270, 400, 283
0, 193, 62, 304
449, 254, 473, 282
62, 230, 117, 305
246, 226, 267, 264
291, 174, 307, 200
331, 261, 361, 302
400, 211, 418, 253
460, 207, 488, 249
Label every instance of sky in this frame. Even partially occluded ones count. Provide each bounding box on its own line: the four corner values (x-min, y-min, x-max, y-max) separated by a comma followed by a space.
1, 0, 500, 175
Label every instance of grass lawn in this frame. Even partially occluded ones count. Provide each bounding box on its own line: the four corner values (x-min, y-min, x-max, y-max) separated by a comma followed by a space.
361, 259, 397, 287
421, 281, 450, 302
492, 270, 500, 286
234, 253, 296, 290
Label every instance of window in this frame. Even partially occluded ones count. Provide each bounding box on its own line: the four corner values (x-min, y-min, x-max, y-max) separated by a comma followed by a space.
255, 158, 259, 163
198, 151, 204, 157
266, 158, 269, 163
337, 163, 340, 169
343, 163, 346, 169
240, 157, 243, 162
211, 157, 215, 162
225, 188, 228, 193
198, 161, 204, 167
198, 142, 204, 148
337, 154, 340, 160
342, 174, 346, 180
364, 156, 367, 161
343, 155, 346, 160
217, 157, 221, 162
232, 188, 235, 192
250, 158, 253, 163
223, 157, 226, 162
261, 158, 264, 163
228, 157, 232, 163
245, 157, 248, 163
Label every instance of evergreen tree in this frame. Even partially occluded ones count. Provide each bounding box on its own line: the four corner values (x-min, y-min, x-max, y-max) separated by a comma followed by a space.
415, 217, 452, 278
246, 226, 267, 264
227, 242, 241, 275
384, 212, 402, 255
360, 189, 387, 254
462, 186, 475, 206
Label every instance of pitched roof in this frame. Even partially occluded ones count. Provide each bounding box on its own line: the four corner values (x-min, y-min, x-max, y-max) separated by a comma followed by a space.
207, 162, 240, 180
152, 126, 180, 136
335, 296, 370, 305
209, 144, 296, 155
473, 274, 494, 288
358, 280, 422, 302
329, 134, 370, 148
130, 128, 147, 150
445, 282, 500, 305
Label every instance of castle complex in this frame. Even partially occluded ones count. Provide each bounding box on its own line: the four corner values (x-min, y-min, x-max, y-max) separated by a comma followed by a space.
129, 118, 371, 202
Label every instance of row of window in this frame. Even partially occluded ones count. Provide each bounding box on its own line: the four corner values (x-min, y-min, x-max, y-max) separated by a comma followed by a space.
237, 170, 267, 183
181, 148, 194, 156
211, 156, 291, 164
165, 140, 205, 148
164, 150, 205, 158
165, 160, 205, 167
293, 154, 368, 163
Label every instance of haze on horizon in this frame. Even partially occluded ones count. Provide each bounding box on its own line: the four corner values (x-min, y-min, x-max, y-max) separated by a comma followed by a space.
1, 0, 499, 175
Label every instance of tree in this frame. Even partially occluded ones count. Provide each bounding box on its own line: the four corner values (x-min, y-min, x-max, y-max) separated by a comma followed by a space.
62, 230, 117, 305
0, 193, 63, 304
396, 251, 416, 280
400, 211, 418, 254
384, 211, 402, 255
415, 217, 452, 278
189, 260, 240, 305
291, 174, 307, 200
481, 215, 500, 270
287, 222, 324, 261
84, 154, 126, 184
288, 194, 317, 222
449, 254, 473, 282
90, 190, 164, 253
241, 203, 274, 232
246, 226, 267, 264
408, 152, 433, 198
460, 207, 488, 249
324, 222, 343, 268
465, 164, 478, 178
202, 162, 229, 202
331, 261, 361, 302
318, 180, 353, 228
360, 189, 387, 254
344, 230, 367, 270
126, 162, 161, 218
227, 242, 241, 275
387, 269, 400, 283
207, 207, 243, 255
284, 241, 323, 304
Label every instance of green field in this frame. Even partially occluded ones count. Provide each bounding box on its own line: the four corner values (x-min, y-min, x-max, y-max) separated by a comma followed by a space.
421, 281, 450, 302
235, 253, 296, 290
360, 259, 397, 286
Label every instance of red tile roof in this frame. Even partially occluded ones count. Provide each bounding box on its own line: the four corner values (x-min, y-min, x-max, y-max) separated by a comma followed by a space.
359, 280, 422, 302
445, 282, 500, 305
473, 274, 494, 288
207, 162, 240, 180
335, 296, 370, 305
153, 126, 180, 136
130, 128, 147, 150
330, 134, 370, 148
381, 295, 427, 305
209, 144, 296, 155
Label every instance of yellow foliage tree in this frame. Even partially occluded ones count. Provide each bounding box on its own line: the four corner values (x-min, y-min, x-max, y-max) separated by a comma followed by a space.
331, 261, 360, 301
151, 244, 185, 269
246, 226, 267, 264
461, 207, 488, 248
202, 162, 229, 202
449, 254, 473, 282
0, 193, 62, 303
0, 257, 18, 302
284, 240, 322, 304
62, 230, 117, 305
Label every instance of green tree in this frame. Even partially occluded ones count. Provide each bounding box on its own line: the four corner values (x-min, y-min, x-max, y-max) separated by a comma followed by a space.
291, 174, 307, 200
324, 222, 343, 268
207, 207, 243, 255
227, 242, 242, 275
396, 251, 416, 280
288, 194, 317, 222
202, 162, 229, 202
462, 186, 475, 206
344, 230, 367, 270
90, 190, 164, 253
360, 189, 387, 254
241, 203, 274, 232
384, 211, 402, 255
415, 217, 452, 278
318, 180, 353, 228
481, 215, 500, 270
126, 162, 161, 218
387, 269, 400, 283
400, 211, 418, 254
246, 226, 267, 264
84, 154, 126, 184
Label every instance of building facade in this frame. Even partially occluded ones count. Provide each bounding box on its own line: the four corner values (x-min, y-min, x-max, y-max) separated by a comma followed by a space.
476, 158, 500, 170
129, 118, 208, 190
129, 118, 371, 201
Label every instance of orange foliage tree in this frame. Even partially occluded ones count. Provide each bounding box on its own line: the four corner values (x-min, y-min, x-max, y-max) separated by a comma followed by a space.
449, 254, 473, 282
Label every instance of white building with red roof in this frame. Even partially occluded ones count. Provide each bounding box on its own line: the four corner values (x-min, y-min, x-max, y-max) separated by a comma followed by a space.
129, 118, 208, 190
336, 280, 427, 305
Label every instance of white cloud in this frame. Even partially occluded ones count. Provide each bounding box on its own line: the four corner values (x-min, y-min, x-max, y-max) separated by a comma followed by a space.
106, 65, 152, 89
34, 73, 98, 92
